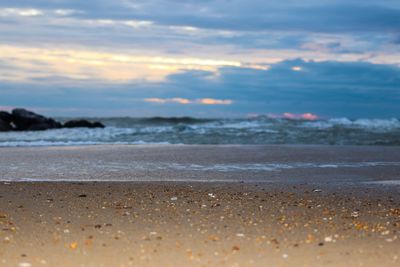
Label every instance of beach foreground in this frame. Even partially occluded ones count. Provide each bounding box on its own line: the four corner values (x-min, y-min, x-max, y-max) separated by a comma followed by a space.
0, 145, 399, 266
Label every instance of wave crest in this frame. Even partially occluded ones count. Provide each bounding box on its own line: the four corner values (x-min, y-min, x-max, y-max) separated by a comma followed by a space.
1, 117, 399, 146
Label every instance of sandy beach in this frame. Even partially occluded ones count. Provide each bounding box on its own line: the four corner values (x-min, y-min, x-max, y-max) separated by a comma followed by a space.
0, 145, 399, 266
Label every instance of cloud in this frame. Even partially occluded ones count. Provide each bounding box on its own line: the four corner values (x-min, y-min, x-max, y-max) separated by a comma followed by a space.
0, 1, 399, 73
145, 98, 191, 104
0, 8, 43, 17
291, 66, 302, 71
54, 9, 80, 16
2, 1, 400, 33
0, 45, 247, 82
0, 1, 399, 118
1, 59, 399, 117
145, 98, 233, 105
197, 98, 233, 105
0, 1, 398, 71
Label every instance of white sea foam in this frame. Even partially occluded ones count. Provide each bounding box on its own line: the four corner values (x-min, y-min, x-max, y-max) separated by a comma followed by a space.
214, 121, 265, 129
2, 161, 399, 182
302, 117, 400, 131
0, 127, 135, 142
156, 162, 400, 172
363, 180, 400, 186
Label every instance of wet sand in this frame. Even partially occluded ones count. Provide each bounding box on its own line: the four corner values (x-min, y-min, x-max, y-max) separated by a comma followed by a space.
0, 145, 399, 266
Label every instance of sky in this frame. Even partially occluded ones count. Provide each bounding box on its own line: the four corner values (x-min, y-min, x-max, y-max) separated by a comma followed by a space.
0, 0, 400, 118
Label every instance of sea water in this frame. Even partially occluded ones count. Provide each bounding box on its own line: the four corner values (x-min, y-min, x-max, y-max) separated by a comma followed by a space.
0, 116, 399, 147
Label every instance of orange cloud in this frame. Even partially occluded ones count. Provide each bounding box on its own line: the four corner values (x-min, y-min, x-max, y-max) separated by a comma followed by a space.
144, 98, 233, 105
144, 98, 191, 104
291, 66, 302, 71
197, 98, 233, 105
0, 45, 245, 83
301, 113, 318, 120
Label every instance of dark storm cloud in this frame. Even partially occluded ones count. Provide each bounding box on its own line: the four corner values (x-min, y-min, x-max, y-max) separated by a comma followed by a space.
0, 0, 398, 55
1, 0, 400, 33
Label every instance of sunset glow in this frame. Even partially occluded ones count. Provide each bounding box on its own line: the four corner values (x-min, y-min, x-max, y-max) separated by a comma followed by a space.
145, 98, 233, 105
0, 1, 399, 117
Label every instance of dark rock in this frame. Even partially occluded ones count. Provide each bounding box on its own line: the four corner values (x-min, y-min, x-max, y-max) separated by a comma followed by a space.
0, 111, 13, 131
0, 118, 11, 132
0, 108, 105, 131
11, 108, 62, 131
92, 122, 105, 128
0, 111, 13, 124
28, 123, 59, 131
63, 120, 105, 129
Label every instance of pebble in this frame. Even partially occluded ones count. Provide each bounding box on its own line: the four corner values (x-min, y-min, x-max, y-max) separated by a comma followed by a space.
381, 230, 390, 236
170, 197, 178, 201
70, 242, 78, 249
351, 211, 359, 218
18, 263, 31, 267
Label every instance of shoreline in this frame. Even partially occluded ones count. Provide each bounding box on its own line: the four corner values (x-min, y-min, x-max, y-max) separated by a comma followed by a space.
1, 144, 400, 184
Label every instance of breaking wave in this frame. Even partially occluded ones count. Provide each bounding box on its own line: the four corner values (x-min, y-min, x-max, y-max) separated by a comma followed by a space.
0, 116, 399, 146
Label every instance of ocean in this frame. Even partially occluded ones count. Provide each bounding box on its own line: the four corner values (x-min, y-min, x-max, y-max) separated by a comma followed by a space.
0, 116, 399, 147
